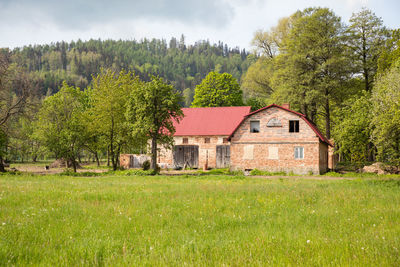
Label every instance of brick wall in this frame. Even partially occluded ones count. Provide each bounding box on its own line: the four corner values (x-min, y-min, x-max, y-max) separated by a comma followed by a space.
230, 107, 328, 174
158, 135, 229, 169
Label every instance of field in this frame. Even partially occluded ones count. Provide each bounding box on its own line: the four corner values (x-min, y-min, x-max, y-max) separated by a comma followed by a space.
1, 173, 400, 266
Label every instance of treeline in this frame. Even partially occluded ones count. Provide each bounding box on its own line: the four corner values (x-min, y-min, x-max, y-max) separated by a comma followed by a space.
242, 7, 400, 165
8, 37, 251, 105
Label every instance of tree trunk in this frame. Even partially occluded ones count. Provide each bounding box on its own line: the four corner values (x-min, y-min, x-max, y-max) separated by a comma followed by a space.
71, 158, 77, 173
325, 97, 331, 140
151, 136, 158, 172
0, 156, 5, 172
107, 146, 110, 167
95, 152, 100, 166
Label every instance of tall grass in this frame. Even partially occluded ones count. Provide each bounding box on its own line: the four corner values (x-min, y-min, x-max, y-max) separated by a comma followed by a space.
0, 174, 399, 265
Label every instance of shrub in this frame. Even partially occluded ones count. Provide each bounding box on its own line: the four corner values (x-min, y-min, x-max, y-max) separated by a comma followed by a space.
142, 160, 150, 170
250, 169, 287, 176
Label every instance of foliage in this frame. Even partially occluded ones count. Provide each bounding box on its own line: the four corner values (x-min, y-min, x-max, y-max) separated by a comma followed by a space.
241, 57, 275, 99
249, 169, 287, 176
126, 76, 183, 171
1, 174, 400, 265
88, 69, 140, 170
332, 92, 374, 162
191, 72, 244, 107
33, 82, 87, 172
377, 29, 400, 75
272, 8, 351, 139
346, 8, 388, 92
142, 160, 150, 171
371, 60, 400, 165
9, 39, 250, 102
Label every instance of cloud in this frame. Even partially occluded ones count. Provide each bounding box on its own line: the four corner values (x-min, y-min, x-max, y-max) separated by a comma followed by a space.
0, 0, 235, 30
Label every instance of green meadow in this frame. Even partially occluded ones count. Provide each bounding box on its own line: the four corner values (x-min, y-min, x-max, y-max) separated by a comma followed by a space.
1, 173, 400, 266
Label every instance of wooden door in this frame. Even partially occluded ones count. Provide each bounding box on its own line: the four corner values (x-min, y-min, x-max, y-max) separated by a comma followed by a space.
216, 145, 230, 168
173, 146, 199, 168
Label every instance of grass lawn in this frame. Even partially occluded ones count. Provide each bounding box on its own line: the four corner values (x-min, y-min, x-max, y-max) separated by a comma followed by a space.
0, 174, 400, 266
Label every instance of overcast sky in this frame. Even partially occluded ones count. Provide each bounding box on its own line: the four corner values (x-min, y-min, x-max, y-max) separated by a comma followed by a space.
0, 0, 399, 50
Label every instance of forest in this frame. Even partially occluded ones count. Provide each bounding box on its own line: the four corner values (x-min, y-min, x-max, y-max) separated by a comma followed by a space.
0, 7, 400, 171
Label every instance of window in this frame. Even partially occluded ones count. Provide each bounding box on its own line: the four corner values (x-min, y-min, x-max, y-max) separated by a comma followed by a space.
250, 121, 260, 133
204, 137, 210, 143
183, 138, 188, 144
267, 118, 282, 127
294, 147, 304, 159
289, 120, 299, 132
223, 138, 228, 143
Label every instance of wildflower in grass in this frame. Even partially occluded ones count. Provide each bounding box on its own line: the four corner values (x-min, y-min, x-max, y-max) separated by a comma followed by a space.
2, 222, 5, 225
307, 240, 311, 244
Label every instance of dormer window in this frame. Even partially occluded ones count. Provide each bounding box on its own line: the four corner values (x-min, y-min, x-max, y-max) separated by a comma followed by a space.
250, 121, 260, 133
289, 120, 299, 133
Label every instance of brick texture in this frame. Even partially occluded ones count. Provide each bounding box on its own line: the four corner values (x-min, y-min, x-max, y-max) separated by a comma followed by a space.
229, 107, 329, 174
158, 135, 229, 169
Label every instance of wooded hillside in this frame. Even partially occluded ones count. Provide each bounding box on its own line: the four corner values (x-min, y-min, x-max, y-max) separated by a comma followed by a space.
8, 37, 251, 105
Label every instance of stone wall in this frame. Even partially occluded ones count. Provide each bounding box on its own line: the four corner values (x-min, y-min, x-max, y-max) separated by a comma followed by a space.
229, 107, 328, 174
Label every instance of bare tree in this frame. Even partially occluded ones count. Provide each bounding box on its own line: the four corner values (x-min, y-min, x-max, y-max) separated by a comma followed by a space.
0, 50, 34, 171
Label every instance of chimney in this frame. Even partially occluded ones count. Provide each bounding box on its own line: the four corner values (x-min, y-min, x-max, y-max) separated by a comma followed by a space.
282, 103, 290, 109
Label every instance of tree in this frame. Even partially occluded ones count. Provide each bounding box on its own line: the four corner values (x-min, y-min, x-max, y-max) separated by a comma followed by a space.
126, 76, 183, 171
191, 72, 244, 107
377, 29, 400, 75
88, 69, 137, 171
347, 8, 388, 92
251, 16, 294, 58
33, 82, 87, 172
0, 50, 34, 171
241, 57, 275, 99
332, 92, 373, 162
371, 59, 400, 165
272, 8, 351, 139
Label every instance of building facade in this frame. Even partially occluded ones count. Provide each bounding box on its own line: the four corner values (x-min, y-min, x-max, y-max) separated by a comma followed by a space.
121, 104, 333, 174
228, 104, 332, 174
157, 106, 251, 169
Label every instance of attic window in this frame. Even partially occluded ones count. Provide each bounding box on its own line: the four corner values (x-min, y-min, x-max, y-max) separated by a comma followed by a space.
250, 121, 260, 133
204, 137, 210, 143
183, 138, 188, 144
267, 118, 282, 127
289, 120, 299, 133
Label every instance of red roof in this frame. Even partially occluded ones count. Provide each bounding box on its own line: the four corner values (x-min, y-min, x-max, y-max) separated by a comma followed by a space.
173, 106, 251, 136
228, 104, 332, 146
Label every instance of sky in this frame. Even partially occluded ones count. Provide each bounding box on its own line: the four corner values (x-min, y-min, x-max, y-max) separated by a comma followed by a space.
0, 0, 399, 50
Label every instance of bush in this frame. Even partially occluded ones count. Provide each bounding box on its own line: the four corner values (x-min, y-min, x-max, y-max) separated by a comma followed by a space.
142, 160, 150, 170
250, 169, 287, 176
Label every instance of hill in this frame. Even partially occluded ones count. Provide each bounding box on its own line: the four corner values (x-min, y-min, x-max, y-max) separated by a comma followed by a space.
7, 37, 252, 106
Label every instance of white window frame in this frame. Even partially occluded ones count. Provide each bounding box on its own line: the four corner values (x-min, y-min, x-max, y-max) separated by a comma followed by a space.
294, 147, 304, 159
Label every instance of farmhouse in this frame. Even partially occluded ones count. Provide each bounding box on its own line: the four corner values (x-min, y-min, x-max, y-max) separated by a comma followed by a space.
228, 104, 332, 174
121, 104, 333, 174
157, 106, 251, 169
